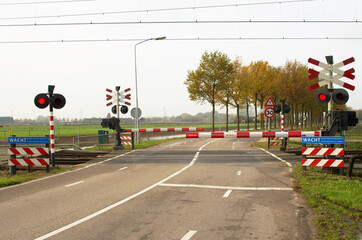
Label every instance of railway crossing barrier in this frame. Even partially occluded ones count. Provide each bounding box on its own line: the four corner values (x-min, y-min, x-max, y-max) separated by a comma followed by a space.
7, 136, 50, 175
186, 131, 319, 138
301, 136, 345, 175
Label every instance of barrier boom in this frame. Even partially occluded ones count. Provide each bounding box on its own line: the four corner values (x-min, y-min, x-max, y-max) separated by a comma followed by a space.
124, 127, 204, 133
186, 131, 319, 138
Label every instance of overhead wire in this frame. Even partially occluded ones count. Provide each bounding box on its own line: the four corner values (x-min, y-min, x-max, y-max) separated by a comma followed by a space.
0, 0, 95, 6
0, 0, 318, 21
1, 36, 361, 44
0, 20, 360, 28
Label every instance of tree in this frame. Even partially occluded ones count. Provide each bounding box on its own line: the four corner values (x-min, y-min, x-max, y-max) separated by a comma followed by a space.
184, 51, 234, 131
216, 55, 234, 131
231, 58, 251, 131
248, 60, 273, 130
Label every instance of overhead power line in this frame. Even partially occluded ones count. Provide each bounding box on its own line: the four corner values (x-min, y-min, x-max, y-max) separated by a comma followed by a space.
0, 0, 318, 21
1, 36, 361, 44
0, 0, 95, 6
0, 19, 360, 28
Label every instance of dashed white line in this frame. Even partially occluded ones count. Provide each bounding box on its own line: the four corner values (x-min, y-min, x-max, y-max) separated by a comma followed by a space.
223, 190, 232, 198
180, 230, 197, 240
237, 170, 241, 176
119, 167, 128, 171
65, 181, 84, 188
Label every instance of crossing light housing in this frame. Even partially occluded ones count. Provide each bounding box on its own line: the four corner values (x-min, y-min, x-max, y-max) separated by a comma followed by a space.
50, 94, 66, 109
273, 105, 281, 114
34, 94, 50, 109
314, 89, 331, 105
332, 89, 349, 105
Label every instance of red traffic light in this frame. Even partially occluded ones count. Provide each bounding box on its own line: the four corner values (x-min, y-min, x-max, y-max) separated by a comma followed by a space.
314, 89, 331, 105
34, 94, 50, 109
318, 93, 327, 101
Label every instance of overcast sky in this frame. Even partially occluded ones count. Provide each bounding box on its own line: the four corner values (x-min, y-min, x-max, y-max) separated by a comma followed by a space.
0, 0, 361, 120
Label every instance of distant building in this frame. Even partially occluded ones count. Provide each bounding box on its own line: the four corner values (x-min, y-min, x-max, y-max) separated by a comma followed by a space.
0, 117, 14, 124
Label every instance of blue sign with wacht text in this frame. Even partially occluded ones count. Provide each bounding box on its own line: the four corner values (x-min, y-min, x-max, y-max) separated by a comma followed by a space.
302, 136, 344, 144
8, 137, 49, 144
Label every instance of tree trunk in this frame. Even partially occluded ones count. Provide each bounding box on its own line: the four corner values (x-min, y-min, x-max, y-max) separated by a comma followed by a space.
212, 86, 215, 132
254, 102, 258, 130
246, 102, 250, 131
226, 98, 229, 132
236, 104, 240, 131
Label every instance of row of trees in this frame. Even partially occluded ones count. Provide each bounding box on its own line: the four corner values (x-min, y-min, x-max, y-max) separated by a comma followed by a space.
185, 51, 343, 131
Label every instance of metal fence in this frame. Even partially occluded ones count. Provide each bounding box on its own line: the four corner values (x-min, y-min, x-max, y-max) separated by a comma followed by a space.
343, 123, 362, 151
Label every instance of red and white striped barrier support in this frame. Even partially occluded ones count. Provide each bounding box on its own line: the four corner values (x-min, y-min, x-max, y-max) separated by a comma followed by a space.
8, 148, 49, 155
302, 148, 344, 156
301, 159, 343, 167
8, 158, 49, 166
121, 142, 132, 145
186, 131, 320, 138
121, 136, 132, 140
270, 137, 280, 140
270, 142, 280, 146
124, 127, 204, 133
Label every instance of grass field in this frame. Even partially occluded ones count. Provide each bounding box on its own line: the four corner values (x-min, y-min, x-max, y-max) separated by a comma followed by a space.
0, 123, 250, 139
294, 165, 361, 240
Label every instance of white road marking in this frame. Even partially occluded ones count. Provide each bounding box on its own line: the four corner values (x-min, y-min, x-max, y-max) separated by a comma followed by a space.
181, 230, 197, 240
258, 148, 292, 169
223, 190, 232, 198
34, 139, 219, 240
65, 181, 84, 188
237, 170, 241, 176
159, 183, 293, 191
118, 167, 128, 171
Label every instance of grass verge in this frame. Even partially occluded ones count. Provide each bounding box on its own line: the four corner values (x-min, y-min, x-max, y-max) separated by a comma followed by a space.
294, 165, 361, 240
254, 141, 361, 239
0, 167, 73, 188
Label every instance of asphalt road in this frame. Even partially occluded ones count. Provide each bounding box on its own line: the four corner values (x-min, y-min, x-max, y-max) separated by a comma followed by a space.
0, 138, 317, 240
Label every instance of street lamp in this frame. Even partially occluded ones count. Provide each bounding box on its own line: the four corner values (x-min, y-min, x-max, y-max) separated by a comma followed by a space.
134, 36, 166, 143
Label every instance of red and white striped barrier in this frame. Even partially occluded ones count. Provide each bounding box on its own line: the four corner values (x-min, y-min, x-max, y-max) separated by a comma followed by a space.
121, 136, 132, 140
8, 158, 49, 166
301, 159, 344, 167
186, 131, 319, 139
121, 142, 132, 145
124, 127, 204, 133
270, 142, 280, 146
8, 147, 49, 155
302, 148, 344, 156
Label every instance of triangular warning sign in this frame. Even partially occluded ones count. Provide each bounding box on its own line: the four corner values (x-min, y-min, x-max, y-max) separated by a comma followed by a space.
264, 96, 275, 107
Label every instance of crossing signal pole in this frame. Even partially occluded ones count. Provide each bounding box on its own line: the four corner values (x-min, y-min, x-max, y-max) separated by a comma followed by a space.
34, 85, 66, 167
308, 56, 358, 135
